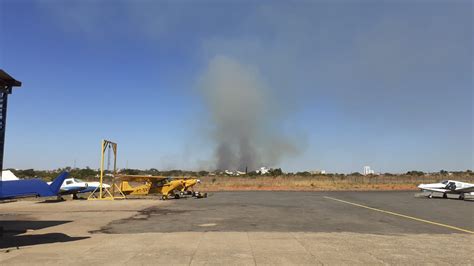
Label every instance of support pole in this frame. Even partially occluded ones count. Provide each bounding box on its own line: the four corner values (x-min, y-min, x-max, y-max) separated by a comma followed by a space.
112, 143, 117, 195
88, 139, 124, 200
99, 140, 105, 199
0, 91, 9, 174
0, 90, 7, 197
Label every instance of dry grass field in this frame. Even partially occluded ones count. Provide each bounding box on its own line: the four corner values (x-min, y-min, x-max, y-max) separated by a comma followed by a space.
197, 174, 474, 191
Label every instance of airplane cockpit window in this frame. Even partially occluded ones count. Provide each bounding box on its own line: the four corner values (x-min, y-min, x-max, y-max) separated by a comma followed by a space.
446, 182, 456, 190
441, 180, 448, 185
66, 180, 73, 185
73, 178, 84, 183
156, 178, 168, 185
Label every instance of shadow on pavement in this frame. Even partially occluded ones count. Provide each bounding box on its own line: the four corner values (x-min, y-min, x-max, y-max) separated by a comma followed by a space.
0, 233, 89, 249
36, 199, 66, 204
0, 220, 89, 249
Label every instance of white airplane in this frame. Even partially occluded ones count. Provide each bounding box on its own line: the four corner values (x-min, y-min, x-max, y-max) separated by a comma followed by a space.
418, 180, 474, 200
48, 178, 110, 199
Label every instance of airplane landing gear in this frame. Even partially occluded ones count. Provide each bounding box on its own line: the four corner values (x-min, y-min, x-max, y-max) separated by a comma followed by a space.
161, 195, 168, 200
443, 193, 447, 199
459, 193, 465, 200
192, 191, 208, 198
174, 194, 180, 199
428, 194, 433, 199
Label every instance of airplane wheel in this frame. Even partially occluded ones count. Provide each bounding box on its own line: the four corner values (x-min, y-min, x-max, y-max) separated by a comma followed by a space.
428, 194, 433, 199
203, 193, 208, 198
174, 194, 180, 199
459, 193, 465, 200
443, 193, 447, 199
161, 195, 168, 200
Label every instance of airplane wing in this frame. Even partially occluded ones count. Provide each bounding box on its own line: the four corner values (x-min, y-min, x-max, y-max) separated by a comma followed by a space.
115, 175, 168, 182
456, 186, 474, 193
419, 188, 450, 193
175, 177, 198, 180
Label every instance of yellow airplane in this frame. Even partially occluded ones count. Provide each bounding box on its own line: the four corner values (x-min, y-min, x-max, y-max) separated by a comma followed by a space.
116, 175, 205, 200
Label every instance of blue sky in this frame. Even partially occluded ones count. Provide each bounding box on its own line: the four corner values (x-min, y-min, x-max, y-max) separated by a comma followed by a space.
0, 0, 472, 173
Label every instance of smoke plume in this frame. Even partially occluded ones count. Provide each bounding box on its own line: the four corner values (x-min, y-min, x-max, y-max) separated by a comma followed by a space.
199, 55, 300, 171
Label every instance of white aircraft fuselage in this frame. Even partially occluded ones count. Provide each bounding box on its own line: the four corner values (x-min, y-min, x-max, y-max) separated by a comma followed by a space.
418, 180, 474, 200
49, 178, 110, 197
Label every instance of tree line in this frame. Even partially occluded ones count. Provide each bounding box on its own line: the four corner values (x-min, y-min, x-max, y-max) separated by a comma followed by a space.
7, 167, 473, 181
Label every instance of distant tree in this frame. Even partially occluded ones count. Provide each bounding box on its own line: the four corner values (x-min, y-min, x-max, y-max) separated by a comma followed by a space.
121, 168, 140, 175
198, 171, 209, 176
247, 171, 259, 176
72, 168, 98, 179
296, 171, 311, 176
350, 172, 362, 176
406, 171, 424, 176
165, 170, 184, 176
269, 168, 283, 176
14, 169, 36, 178
439, 170, 448, 175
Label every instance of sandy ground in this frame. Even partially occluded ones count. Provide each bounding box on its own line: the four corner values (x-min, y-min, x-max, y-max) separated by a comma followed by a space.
200, 184, 418, 191
196, 174, 474, 192
1, 192, 473, 265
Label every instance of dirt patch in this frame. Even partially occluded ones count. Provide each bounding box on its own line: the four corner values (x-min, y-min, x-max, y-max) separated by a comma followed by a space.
196, 174, 474, 193
200, 184, 418, 192
91, 207, 193, 234
54, 175, 472, 194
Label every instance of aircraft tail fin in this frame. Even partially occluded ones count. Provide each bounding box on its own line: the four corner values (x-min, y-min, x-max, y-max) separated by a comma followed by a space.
49, 172, 69, 194
119, 181, 133, 192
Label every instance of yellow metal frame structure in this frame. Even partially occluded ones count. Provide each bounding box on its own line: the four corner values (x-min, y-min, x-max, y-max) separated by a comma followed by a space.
88, 139, 125, 200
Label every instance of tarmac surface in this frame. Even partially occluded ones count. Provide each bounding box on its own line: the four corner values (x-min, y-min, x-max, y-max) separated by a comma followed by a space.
100, 191, 474, 234
1, 191, 473, 265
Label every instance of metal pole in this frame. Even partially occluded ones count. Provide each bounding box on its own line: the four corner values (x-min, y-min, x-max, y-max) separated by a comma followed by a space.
99, 140, 105, 199
112, 143, 117, 196
0, 90, 9, 175
0, 90, 9, 196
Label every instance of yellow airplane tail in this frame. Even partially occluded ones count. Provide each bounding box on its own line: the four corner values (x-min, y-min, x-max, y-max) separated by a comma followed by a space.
119, 181, 134, 192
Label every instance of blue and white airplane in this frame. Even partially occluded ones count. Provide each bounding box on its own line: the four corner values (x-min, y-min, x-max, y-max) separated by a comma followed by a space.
53, 178, 110, 199
0, 172, 69, 200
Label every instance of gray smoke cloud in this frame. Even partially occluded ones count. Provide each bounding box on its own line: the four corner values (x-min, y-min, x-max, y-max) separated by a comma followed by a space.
199, 55, 300, 171
35, 1, 472, 171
